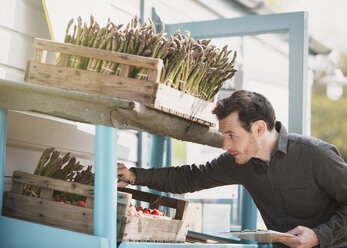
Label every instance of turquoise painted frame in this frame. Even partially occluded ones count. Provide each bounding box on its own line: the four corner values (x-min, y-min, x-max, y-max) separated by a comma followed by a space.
94, 125, 118, 248
0, 108, 7, 213
118, 242, 257, 248
0, 216, 108, 248
162, 11, 308, 241
165, 12, 309, 135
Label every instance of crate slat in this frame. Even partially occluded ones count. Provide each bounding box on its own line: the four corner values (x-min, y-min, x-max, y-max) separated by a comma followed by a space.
3, 191, 94, 234
12, 171, 94, 197
119, 65, 130, 77
33, 38, 163, 71
118, 188, 188, 220
33, 49, 47, 63
151, 83, 216, 125
40, 188, 54, 200
26, 61, 156, 104
175, 200, 189, 220
56, 53, 70, 67
118, 216, 188, 242
85, 197, 94, 209
11, 182, 24, 194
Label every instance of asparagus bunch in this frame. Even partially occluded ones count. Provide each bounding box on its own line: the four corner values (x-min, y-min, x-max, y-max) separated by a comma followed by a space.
54, 165, 95, 203
24, 148, 94, 199
61, 15, 237, 101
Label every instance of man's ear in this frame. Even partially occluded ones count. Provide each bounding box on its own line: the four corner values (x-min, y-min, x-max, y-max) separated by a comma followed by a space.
251, 120, 267, 137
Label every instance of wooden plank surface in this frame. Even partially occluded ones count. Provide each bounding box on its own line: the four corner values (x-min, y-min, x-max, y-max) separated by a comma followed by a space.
56, 53, 70, 67
117, 192, 132, 216
26, 61, 155, 104
40, 188, 54, 200
111, 103, 224, 148
11, 182, 24, 194
119, 65, 130, 77
0, 79, 224, 148
175, 200, 189, 220
12, 171, 94, 197
3, 192, 94, 234
33, 38, 162, 71
85, 197, 94, 209
151, 83, 217, 126
32, 49, 47, 63
3, 192, 132, 234
119, 188, 185, 208
118, 216, 189, 242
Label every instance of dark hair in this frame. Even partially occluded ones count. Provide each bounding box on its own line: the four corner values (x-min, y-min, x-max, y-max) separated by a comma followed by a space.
212, 90, 276, 132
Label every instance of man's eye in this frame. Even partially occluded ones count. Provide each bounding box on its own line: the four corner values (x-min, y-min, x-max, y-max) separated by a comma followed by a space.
229, 134, 234, 139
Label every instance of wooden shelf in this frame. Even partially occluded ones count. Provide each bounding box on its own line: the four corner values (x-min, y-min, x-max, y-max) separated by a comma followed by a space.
0, 79, 223, 148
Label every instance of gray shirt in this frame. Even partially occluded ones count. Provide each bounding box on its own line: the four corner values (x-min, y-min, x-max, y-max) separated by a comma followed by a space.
132, 122, 347, 247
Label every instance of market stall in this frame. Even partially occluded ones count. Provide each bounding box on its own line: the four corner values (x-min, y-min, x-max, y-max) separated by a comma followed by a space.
0, 10, 308, 248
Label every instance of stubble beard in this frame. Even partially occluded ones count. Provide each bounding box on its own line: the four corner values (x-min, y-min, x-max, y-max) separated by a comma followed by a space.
235, 134, 259, 164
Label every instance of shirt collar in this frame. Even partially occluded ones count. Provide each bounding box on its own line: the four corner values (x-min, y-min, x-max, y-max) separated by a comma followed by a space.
274, 121, 288, 154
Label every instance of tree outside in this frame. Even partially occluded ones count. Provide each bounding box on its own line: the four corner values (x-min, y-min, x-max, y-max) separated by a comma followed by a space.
311, 84, 347, 162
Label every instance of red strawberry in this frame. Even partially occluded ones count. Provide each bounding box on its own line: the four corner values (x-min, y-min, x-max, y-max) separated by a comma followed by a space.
77, 201, 86, 207
151, 209, 160, 216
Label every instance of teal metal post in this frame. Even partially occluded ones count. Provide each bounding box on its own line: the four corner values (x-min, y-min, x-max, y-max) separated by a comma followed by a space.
165, 137, 172, 168
150, 134, 170, 214
150, 134, 166, 169
165, 137, 172, 216
0, 108, 8, 212
94, 125, 118, 248
240, 187, 257, 231
136, 131, 145, 207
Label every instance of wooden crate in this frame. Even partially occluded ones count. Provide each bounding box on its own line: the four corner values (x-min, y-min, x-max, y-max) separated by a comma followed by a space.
24, 38, 217, 127
3, 171, 190, 242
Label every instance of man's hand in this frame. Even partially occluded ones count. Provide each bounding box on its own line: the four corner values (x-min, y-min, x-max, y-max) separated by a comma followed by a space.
117, 163, 136, 188
275, 225, 319, 248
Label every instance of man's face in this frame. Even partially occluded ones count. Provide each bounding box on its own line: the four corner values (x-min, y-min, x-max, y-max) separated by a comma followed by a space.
218, 112, 258, 164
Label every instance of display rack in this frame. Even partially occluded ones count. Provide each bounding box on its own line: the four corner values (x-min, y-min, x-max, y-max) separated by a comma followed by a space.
0, 79, 258, 248
0, 10, 308, 248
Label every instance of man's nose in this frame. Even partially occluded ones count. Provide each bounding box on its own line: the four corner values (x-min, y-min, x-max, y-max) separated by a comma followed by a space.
222, 139, 231, 150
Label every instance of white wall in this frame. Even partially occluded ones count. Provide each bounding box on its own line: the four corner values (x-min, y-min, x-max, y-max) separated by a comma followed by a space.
1, 0, 140, 190
0, 0, 52, 82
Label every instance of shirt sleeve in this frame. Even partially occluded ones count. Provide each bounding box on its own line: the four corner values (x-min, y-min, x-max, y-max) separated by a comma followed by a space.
131, 152, 241, 194
311, 143, 347, 247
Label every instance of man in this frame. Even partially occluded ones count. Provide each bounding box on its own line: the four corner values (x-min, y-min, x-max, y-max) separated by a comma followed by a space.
118, 90, 347, 248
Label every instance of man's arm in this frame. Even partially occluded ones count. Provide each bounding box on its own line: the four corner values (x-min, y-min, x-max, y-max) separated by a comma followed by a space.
117, 152, 241, 193
311, 143, 347, 247
117, 163, 137, 188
